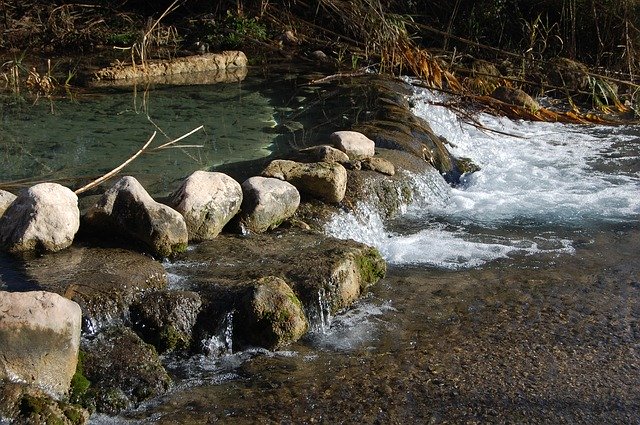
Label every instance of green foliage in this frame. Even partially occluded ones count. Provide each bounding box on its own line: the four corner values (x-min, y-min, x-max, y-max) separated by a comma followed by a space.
106, 32, 139, 47
69, 350, 92, 407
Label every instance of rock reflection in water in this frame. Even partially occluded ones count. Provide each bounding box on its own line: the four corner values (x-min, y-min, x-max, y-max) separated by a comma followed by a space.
106, 223, 639, 424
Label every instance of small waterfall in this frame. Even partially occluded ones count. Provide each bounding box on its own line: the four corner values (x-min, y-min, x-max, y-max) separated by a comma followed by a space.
308, 288, 332, 334
203, 311, 234, 357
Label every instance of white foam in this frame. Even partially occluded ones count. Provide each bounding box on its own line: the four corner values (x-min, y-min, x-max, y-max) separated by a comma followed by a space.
325, 85, 639, 269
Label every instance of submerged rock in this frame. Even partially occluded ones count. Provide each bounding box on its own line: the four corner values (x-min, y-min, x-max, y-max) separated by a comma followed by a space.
23, 246, 167, 334
83, 176, 188, 257
169, 171, 242, 242
82, 326, 171, 415
262, 160, 347, 204
0, 183, 79, 253
0, 190, 16, 217
130, 290, 203, 353
0, 291, 82, 399
239, 176, 300, 233
330, 130, 376, 159
235, 276, 308, 350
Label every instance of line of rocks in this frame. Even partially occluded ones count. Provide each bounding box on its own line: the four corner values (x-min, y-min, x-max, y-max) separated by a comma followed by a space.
0, 130, 392, 422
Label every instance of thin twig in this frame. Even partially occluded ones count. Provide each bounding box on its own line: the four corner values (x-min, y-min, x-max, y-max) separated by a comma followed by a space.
154, 125, 204, 149
74, 131, 156, 195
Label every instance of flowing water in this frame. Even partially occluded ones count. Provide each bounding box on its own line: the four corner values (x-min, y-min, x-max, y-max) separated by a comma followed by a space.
2, 73, 639, 423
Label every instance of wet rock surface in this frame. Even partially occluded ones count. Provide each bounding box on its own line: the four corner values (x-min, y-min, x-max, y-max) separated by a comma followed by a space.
239, 176, 300, 233
22, 245, 167, 334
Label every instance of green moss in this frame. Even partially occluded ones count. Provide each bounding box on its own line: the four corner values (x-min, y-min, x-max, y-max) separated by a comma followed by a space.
356, 249, 387, 286
69, 350, 91, 406
171, 242, 188, 254
19, 394, 46, 416
62, 404, 85, 425
159, 325, 190, 352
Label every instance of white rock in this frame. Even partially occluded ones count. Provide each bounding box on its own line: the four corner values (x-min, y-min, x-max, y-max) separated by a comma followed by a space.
0, 291, 82, 399
240, 177, 300, 233
330, 130, 376, 159
0, 183, 79, 253
0, 190, 16, 217
170, 171, 242, 242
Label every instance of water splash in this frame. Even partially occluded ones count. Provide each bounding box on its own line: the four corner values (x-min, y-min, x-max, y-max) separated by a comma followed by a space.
307, 288, 333, 334
203, 311, 234, 357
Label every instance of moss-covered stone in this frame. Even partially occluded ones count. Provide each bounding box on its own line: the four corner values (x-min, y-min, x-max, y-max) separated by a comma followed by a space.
356, 248, 387, 287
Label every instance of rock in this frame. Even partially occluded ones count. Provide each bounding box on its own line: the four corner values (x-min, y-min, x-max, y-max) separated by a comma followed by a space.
82, 326, 171, 415
547, 57, 590, 92
84, 176, 188, 257
467, 59, 502, 95
239, 176, 300, 233
330, 130, 376, 159
262, 160, 348, 204
170, 230, 386, 336
311, 50, 329, 62
279, 30, 299, 46
130, 290, 203, 353
0, 190, 16, 217
361, 157, 396, 176
0, 291, 82, 399
0, 383, 89, 425
298, 145, 350, 163
491, 86, 540, 111
23, 246, 168, 334
235, 276, 308, 349
169, 171, 242, 242
0, 183, 79, 253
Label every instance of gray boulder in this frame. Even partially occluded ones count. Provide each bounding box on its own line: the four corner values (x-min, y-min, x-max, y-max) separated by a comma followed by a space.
262, 160, 347, 204
84, 176, 188, 257
330, 130, 376, 159
0, 183, 79, 253
0, 190, 16, 217
299, 145, 350, 163
0, 291, 82, 399
235, 276, 308, 349
23, 246, 168, 334
240, 176, 300, 233
170, 171, 242, 242
130, 290, 203, 353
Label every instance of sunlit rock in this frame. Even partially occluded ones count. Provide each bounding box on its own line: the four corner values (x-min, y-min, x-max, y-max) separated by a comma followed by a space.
0, 183, 79, 253
262, 160, 347, 204
23, 246, 167, 335
0, 190, 16, 217
170, 171, 243, 242
84, 176, 188, 257
82, 326, 171, 415
130, 290, 203, 353
491, 86, 540, 111
298, 145, 350, 164
360, 156, 396, 176
330, 130, 376, 159
235, 276, 308, 349
0, 291, 81, 399
240, 176, 300, 233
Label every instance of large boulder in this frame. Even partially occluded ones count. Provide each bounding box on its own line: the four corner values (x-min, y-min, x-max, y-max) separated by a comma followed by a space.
82, 326, 171, 415
23, 246, 168, 334
0, 183, 79, 253
130, 290, 203, 353
169, 171, 242, 242
83, 176, 188, 257
239, 176, 300, 233
330, 131, 376, 159
235, 276, 308, 349
0, 190, 16, 217
0, 291, 82, 399
262, 160, 347, 204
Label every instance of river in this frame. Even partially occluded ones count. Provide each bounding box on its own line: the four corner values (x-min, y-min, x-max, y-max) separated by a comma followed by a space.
83, 80, 640, 423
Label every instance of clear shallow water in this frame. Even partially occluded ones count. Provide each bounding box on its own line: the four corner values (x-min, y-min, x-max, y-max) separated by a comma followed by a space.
326, 87, 640, 268
0, 75, 283, 196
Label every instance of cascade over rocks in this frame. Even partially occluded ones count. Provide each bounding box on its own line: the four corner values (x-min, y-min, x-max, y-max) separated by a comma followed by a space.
239, 176, 300, 233
169, 171, 242, 242
0, 183, 79, 253
0, 291, 82, 399
262, 159, 347, 204
23, 246, 168, 334
0, 190, 16, 217
83, 176, 188, 257
330, 130, 376, 159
